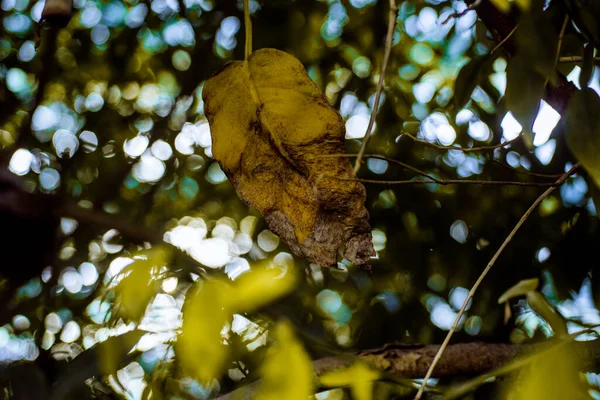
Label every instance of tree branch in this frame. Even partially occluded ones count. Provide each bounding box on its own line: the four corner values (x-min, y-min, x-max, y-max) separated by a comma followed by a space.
215, 339, 600, 400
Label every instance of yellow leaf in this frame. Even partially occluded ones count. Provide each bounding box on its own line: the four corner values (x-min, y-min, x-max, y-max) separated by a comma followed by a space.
203, 48, 374, 269
505, 343, 586, 400
176, 278, 231, 384
320, 361, 380, 400
489, 0, 510, 12
256, 321, 313, 400
113, 247, 169, 321
230, 263, 298, 313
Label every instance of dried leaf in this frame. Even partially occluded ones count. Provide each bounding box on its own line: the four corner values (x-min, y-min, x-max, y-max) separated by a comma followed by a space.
203, 48, 374, 269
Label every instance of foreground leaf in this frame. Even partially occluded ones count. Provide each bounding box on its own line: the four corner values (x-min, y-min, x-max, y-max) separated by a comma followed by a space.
231, 263, 297, 313
256, 321, 313, 400
565, 88, 600, 188
504, 343, 586, 400
176, 279, 231, 384
320, 361, 380, 400
202, 48, 375, 269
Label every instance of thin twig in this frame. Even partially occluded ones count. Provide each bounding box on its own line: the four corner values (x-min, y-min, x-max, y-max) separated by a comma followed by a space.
490, 24, 518, 54
413, 163, 580, 400
324, 176, 560, 187
321, 153, 440, 183
243, 0, 252, 60
353, 0, 398, 175
559, 56, 600, 63
401, 132, 521, 152
442, 0, 481, 24
491, 160, 564, 179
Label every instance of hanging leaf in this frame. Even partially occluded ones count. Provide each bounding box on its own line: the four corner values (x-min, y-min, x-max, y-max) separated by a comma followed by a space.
498, 278, 539, 304
320, 361, 380, 400
505, 54, 545, 133
579, 43, 595, 89
255, 321, 313, 400
176, 278, 231, 384
202, 48, 375, 269
453, 56, 493, 109
565, 88, 600, 188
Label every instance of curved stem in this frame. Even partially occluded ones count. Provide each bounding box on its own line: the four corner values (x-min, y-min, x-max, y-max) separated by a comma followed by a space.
413, 163, 580, 400
244, 0, 252, 60
353, 0, 398, 175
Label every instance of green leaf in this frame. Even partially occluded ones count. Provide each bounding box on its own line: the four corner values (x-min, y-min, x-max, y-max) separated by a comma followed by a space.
526, 291, 568, 337
505, 343, 587, 400
565, 88, 600, 188
112, 247, 169, 322
579, 43, 595, 88
320, 362, 380, 400
515, 10, 558, 81
498, 278, 539, 304
505, 54, 545, 132
176, 278, 232, 384
565, 0, 600, 49
256, 321, 314, 400
453, 57, 492, 109
230, 263, 298, 314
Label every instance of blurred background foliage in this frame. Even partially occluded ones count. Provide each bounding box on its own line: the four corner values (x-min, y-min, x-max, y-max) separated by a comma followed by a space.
0, 0, 600, 398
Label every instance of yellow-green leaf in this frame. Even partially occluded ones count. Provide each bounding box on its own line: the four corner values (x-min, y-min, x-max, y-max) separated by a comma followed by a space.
504, 343, 586, 400
97, 330, 145, 376
202, 48, 374, 269
498, 278, 539, 304
176, 279, 231, 384
489, 0, 510, 12
565, 88, 600, 188
113, 247, 169, 321
320, 362, 380, 400
256, 321, 313, 400
230, 264, 298, 314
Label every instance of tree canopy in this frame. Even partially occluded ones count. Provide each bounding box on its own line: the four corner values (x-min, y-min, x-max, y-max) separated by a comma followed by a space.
1, 0, 600, 399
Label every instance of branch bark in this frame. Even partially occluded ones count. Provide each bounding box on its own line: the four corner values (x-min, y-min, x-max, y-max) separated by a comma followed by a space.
215, 340, 600, 400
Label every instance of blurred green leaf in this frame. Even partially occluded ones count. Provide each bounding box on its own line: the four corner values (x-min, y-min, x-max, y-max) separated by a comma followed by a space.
255, 321, 314, 400
113, 247, 170, 321
230, 263, 298, 314
565, 88, 600, 188
498, 278, 539, 304
320, 361, 380, 400
176, 278, 232, 384
504, 343, 586, 400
